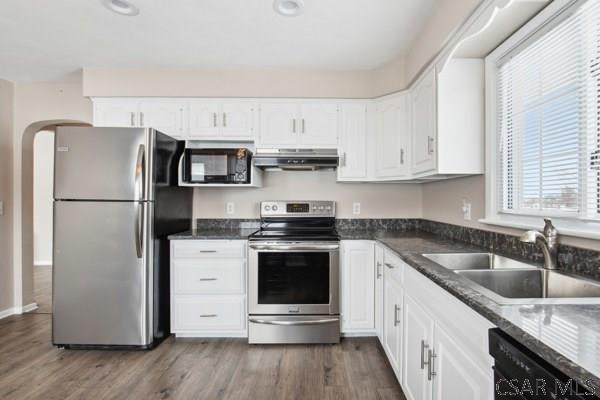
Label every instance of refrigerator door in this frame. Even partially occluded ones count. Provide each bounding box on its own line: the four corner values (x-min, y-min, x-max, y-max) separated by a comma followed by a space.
53, 200, 152, 346
54, 127, 151, 201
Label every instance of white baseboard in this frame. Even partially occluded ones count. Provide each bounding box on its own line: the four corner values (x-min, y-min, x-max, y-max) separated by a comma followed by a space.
17, 303, 38, 314
0, 307, 15, 320
341, 331, 377, 337
34, 262, 52, 267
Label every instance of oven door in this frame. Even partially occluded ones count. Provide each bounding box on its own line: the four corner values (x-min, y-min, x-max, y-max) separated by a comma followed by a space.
248, 242, 340, 315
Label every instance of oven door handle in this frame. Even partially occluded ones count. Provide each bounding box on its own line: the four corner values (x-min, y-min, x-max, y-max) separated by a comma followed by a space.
249, 318, 339, 326
248, 244, 339, 251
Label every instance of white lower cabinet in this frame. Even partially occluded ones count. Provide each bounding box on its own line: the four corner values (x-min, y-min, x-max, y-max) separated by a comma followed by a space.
170, 240, 247, 337
402, 294, 435, 400
377, 246, 495, 400
340, 241, 375, 334
375, 243, 385, 341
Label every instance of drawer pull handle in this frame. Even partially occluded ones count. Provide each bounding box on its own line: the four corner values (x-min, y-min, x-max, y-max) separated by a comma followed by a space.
200, 314, 217, 318
199, 250, 217, 253
199, 278, 218, 281
384, 262, 396, 269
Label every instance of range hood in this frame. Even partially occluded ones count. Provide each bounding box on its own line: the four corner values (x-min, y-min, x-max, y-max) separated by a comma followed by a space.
254, 149, 339, 171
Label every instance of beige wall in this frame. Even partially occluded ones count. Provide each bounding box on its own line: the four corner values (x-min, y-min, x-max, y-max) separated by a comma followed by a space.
193, 170, 422, 219
0, 79, 14, 312
12, 77, 91, 308
405, 0, 481, 83
83, 57, 408, 99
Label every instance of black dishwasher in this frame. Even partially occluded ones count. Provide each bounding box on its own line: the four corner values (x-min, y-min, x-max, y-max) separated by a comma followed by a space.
490, 329, 599, 399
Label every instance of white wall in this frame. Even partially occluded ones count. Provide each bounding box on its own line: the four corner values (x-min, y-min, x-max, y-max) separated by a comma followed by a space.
193, 170, 422, 219
33, 130, 54, 265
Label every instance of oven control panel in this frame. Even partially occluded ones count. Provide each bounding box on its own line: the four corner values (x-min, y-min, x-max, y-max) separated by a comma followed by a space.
260, 201, 336, 218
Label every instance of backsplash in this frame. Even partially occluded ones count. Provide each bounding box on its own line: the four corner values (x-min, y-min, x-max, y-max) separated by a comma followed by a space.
194, 217, 600, 280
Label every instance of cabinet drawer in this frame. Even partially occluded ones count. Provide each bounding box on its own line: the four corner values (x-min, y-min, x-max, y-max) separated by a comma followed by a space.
172, 240, 246, 259
173, 295, 246, 331
173, 258, 245, 294
383, 248, 404, 283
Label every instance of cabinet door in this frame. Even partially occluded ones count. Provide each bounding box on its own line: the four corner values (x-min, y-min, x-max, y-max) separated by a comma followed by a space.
188, 101, 221, 138
374, 94, 410, 178
299, 103, 339, 147
340, 241, 375, 332
93, 100, 139, 127
258, 103, 298, 146
411, 68, 437, 174
403, 293, 434, 400
338, 104, 368, 180
139, 101, 187, 138
383, 274, 403, 377
375, 244, 384, 342
432, 324, 493, 400
221, 102, 255, 139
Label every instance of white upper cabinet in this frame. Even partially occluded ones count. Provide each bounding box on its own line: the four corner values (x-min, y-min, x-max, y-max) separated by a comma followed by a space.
374, 92, 410, 179
258, 103, 298, 147
258, 101, 338, 148
93, 99, 140, 127
189, 101, 255, 140
338, 103, 368, 181
340, 241, 375, 333
188, 101, 221, 138
139, 101, 187, 138
411, 67, 437, 175
298, 103, 339, 147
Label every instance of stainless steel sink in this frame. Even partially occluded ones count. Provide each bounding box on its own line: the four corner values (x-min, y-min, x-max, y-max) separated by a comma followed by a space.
422, 252, 600, 304
422, 253, 534, 270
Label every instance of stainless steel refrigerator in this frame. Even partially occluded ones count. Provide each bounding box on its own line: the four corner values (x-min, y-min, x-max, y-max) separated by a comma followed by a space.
52, 127, 192, 349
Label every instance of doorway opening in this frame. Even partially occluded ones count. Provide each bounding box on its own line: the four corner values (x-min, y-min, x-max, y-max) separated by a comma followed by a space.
32, 130, 55, 314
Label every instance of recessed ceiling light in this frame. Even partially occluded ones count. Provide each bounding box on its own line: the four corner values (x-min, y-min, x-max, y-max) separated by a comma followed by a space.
101, 0, 139, 16
273, 0, 304, 17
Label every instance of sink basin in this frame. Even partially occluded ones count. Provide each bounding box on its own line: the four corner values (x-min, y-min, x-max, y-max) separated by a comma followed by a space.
422, 252, 600, 304
422, 253, 534, 270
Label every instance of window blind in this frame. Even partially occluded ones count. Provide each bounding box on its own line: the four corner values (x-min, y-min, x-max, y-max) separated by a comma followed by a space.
497, 0, 600, 221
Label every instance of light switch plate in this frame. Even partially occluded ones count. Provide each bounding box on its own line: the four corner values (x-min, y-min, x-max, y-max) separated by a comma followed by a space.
0, 200, 3, 216
226, 202, 234, 215
462, 200, 471, 221
352, 202, 361, 215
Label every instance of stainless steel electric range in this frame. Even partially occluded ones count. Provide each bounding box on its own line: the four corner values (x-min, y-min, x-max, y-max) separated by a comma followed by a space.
247, 200, 340, 344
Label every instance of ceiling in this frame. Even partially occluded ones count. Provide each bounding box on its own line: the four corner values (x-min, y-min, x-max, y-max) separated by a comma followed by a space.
0, 0, 437, 82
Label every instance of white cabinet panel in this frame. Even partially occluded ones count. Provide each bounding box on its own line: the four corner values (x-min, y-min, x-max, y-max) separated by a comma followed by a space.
139, 101, 186, 137
172, 258, 245, 295
258, 103, 298, 147
338, 103, 368, 180
341, 241, 375, 333
93, 100, 139, 127
383, 272, 403, 378
403, 293, 435, 400
375, 244, 384, 342
172, 295, 246, 332
221, 102, 255, 139
188, 101, 221, 138
375, 93, 410, 179
432, 324, 494, 400
411, 67, 437, 175
299, 103, 339, 147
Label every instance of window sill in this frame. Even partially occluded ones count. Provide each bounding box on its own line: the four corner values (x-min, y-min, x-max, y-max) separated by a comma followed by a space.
479, 216, 600, 241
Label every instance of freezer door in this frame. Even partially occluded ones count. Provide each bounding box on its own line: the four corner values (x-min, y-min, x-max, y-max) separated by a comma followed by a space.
53, 200, 151, 346
54, 127, 150, 201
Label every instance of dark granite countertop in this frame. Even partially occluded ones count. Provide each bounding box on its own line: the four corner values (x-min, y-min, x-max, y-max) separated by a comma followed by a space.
170, 227, 600, 388
168, 228, 257, 240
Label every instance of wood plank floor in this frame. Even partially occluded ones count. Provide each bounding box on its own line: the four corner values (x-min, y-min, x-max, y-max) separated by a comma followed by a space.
0, 314, 406, 400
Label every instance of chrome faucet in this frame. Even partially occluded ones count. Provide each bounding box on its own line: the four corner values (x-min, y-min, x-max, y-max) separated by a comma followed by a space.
519, 218, 558, 270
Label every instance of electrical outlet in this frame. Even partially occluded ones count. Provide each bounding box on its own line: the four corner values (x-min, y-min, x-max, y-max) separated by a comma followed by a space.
226, 202, 234, 215
462, 200, 472, 221
352, 202, 361, 215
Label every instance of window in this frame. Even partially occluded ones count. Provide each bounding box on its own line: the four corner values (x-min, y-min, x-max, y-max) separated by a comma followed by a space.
485, 0, 600, 238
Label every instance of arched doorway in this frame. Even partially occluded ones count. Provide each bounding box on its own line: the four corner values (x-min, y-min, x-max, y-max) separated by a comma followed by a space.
16, 120, 90, 312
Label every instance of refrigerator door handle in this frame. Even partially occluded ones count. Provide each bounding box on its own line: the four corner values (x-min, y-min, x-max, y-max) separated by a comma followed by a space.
134, 144, 145, 259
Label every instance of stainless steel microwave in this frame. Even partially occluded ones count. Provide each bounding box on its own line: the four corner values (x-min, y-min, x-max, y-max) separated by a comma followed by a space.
182, 148, 252, 184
